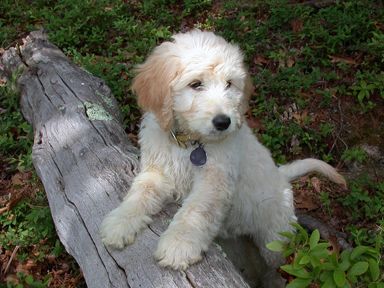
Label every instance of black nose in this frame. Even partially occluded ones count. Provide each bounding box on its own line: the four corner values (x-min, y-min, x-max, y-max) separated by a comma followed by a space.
212, 114, 231, 131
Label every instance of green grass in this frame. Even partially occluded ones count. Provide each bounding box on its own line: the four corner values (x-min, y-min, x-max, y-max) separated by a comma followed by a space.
0, 73, 33, 172
0, 194, 57, 255
1, 0, 383, 286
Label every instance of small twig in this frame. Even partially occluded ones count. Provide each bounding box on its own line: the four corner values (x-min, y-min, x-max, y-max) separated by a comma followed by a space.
3, 245, 20, 275
329, 99, 348, 158
25, 202, 47, 209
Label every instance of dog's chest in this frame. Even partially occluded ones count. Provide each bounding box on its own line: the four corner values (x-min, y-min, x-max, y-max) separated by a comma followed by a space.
165, 145, 197, 199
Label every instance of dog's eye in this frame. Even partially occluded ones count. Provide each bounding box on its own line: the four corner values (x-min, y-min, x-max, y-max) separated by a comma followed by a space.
226, 80, 232, 89
189, 81, 203, 90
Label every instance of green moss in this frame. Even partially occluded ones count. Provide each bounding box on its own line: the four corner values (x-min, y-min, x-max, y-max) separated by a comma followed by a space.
84, 101, 112, 121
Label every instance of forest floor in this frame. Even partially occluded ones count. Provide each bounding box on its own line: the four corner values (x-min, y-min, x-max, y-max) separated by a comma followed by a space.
1, 1, 383, 287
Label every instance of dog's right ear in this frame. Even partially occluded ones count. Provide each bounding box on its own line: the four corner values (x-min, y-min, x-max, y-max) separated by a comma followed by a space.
132, 42, 181, 131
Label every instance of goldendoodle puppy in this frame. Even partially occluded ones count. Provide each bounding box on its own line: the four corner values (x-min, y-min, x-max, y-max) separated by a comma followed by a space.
100, 30, 345, 280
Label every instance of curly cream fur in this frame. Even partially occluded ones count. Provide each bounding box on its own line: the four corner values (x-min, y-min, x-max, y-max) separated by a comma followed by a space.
100, 30, 345, 285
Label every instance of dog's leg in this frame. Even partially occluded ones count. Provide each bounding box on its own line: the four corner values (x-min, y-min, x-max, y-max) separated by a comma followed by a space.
247, 188, 296, 288
100, 168, 173, 249
251, 218, 293, 288
154, 165, 233, 270
254, 218, 294, 270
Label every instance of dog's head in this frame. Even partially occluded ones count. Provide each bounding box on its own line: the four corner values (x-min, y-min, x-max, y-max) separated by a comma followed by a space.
132, 30, 253, 141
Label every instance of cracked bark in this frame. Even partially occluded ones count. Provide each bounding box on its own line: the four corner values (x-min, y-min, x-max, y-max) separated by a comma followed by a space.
0, 31, 250, 288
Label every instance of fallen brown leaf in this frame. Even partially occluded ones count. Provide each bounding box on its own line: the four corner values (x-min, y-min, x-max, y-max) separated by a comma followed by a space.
246, 115, 263, 130
329, 55, 358, 65
253, 55, 269, 66
311, 177, 322, 193
15, 259, 37, 274
11, 173, 24, 186
295, 189, 319, 211
0, 77, 7, 87
292, 110, 308, 125
291, 19, 303, 33
286, 58, 295, 67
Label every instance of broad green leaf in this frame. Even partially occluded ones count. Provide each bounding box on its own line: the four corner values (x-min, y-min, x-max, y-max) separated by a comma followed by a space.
310, 246, 330, 260
350, 246, 369, 260
366, 247, 380, 258
283, 247, 295, 258
368, 258, 380, 281
339, 257, 351, 271
329, 251, 338, 266
266, 240, 285, 252
281, 264, 311, 279
311, 243, 330, 251
318, 262, 336, 270
291, 223, 309, 242
280, 231, 296, 240
340, 250, 351, 262
333, 269, 346, 287
348, 261, 369, 277
358, 90, 365, 102
320, 271, 335, 288
286, 278, 312, 288
310, 254, 321, 267
321, 276, 335, 288
299, 255, 310, 265
320, 270, 333, 282
309, 229, 320, 250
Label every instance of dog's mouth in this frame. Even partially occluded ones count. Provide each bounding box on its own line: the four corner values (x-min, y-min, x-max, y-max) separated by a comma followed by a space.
170, 125, 234, 148
172, 111, 243, 144
198, 122, 241, 142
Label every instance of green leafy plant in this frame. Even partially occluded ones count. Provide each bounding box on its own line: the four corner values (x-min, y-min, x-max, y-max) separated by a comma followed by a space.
341, 178, 384, 221
347, 224, 384, 255
0, 198, 56, 251
6, 273, 51, 288
267, 224, 383, 287
0, 72, 34, 172
368, 31, 384, 63
351, 71, 384, 111
341, 147, 367, 164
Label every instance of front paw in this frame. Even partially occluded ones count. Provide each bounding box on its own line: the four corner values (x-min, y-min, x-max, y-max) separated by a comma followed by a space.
100, 207, 151, 249
154, 233, 203, 270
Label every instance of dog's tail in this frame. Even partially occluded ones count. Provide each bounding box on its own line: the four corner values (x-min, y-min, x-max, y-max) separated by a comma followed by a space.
278, 158, 347, 188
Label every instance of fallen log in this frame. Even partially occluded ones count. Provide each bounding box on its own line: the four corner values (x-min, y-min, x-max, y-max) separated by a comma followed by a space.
0, 31, 250, 288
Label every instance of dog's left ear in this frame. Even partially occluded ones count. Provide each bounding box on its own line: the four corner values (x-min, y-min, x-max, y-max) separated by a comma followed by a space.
132, 42, 181, 130
242, 74, 254, 113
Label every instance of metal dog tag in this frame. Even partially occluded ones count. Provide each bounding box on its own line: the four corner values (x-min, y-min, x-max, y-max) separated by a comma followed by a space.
190, 145, 207, 166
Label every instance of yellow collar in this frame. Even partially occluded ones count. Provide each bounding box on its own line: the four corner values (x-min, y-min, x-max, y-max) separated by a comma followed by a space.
169, 130, 201, 149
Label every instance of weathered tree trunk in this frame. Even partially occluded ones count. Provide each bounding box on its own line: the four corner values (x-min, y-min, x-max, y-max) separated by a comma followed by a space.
1, 31, 250, 288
